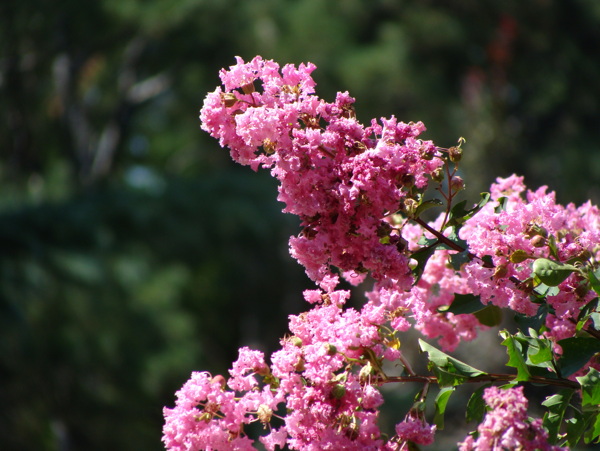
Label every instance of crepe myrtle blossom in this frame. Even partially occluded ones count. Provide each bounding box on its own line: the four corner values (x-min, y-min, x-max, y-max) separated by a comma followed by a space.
459, 386, 568, 451
201, 55, 443, 291
162, 56, 600, 450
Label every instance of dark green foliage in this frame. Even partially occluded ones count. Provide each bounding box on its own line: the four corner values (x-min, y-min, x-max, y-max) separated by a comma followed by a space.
1, 0, 600, 449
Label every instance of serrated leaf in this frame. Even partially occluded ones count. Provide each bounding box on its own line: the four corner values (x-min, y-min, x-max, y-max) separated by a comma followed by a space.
527, 338, 554, 366
419, 339, 486, 387
466, 384, 490, 423
542, 389, 574, 444
434, 387, 455, 430
532, 258, 578, 287
440, 293, 484, 315
576, 368, 600, 407
559, 338, 600, 378
474, 305, 503, 327
449, 250, 471, 270
500, 330, 530, 381
584, 411, 600, 445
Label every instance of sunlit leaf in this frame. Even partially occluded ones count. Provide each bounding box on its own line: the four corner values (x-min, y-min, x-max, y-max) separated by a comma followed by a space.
434, 387, 455, 429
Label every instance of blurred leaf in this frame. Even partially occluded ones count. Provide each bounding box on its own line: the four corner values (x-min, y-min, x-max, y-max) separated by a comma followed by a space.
433, 386, 455, 430
559, 338, 600, 378
466, 383, 490, 423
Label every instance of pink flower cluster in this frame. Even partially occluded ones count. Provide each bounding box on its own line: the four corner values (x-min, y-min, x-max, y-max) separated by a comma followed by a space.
459, 386, 567, 451
163, 291, 434, 450
163, 56, 600, 450
201, 56, 443, 291
459, 175, 600, 341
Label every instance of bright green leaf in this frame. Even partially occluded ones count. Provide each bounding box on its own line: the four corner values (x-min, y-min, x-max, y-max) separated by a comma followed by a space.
500, 330, 530, 381
542, 389, 574, 444
420, 339, 486, 387
434, 387, 455, 430
576, 368, 600, 407
532, 258, 578, 287
584, 411, 600, 445
590, 268, 600, 296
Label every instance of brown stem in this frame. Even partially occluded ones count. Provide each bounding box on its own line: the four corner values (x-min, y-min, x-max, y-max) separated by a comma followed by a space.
568, 318, 600, 341
413, 217, 468, 254
412, 216, 494, 268
377, 373, 580, 390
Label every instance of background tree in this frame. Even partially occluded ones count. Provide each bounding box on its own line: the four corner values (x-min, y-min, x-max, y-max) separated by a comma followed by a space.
1, 0, 599, 449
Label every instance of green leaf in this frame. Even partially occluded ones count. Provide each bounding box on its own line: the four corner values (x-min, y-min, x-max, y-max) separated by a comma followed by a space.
494, 196, 508, 213
500, 330, 530, 381
565, 409, 586, 448
526, 336, 554, 367
576, 368, 600, 407
589, 268, 600, 296
419, 339, 486, 387
559, 338, 600, 378
466, 384, 491, 423
411, 244, 438, 283
532, 258, 578, 287
542, 389, 574, 444
584, 411, 600, 445
445, 193, 490, 228
449, 250, 471, 270
440, 293, 484, 315
415, 198, 443, 217
533, 282, 560, 297
577, 297, 599, 332
473, 305, 503, 327
514, 303, 549, 331
433, 387, 455, 430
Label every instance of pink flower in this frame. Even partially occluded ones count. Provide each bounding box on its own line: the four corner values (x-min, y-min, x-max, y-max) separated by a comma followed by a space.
458, 386, 567, 451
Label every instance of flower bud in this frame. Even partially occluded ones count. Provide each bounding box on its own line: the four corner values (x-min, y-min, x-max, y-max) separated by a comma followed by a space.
450, 176, 465, 192
525, 223, 548, 238
220, 92, 237, 107
448, 145, 463, 163
331, 383, 346, 399
324, 343, 337, 356
257, 404, 273, 423
431, 167, 444, 183
290, 336, 303, 347
400, 198, 418, 217
211, 374, 227, 389
493, 263, 508, 279
509, 249, 530, 264
575, 283, 589, 298
241, 81, 255, 94
530, 235, 547, 248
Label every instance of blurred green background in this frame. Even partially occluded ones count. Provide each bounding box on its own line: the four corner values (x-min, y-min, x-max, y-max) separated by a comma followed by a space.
1, 0, 599, 449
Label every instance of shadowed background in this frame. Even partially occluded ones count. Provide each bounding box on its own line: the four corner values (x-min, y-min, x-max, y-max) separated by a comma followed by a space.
1, 0, 599, 449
